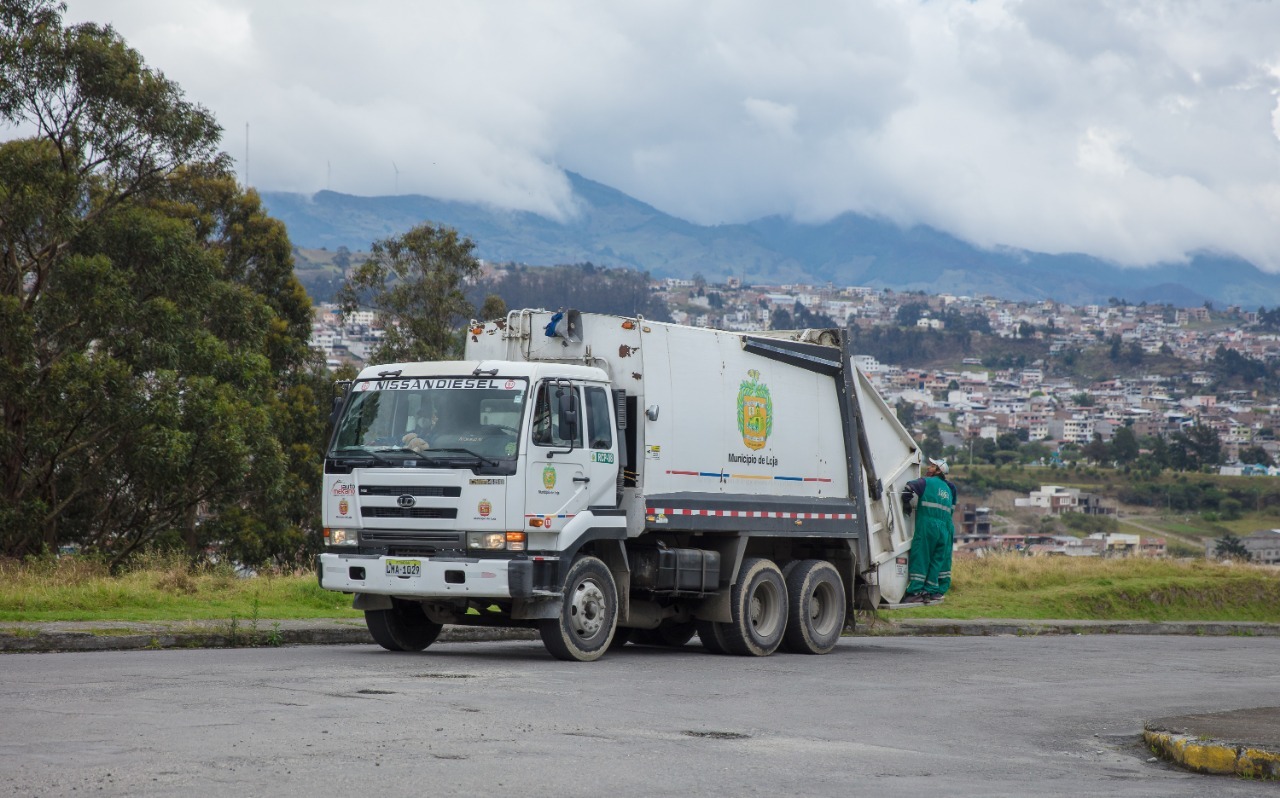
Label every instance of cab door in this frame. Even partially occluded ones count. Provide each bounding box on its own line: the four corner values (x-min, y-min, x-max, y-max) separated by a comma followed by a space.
525, 380, 589, 529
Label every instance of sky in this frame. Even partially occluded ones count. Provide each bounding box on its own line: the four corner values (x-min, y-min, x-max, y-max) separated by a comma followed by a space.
45, 0, 1280, 271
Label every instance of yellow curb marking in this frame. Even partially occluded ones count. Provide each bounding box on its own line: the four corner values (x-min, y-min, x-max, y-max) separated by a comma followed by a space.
1240, 747, 1280, 779
1181, 741, 1239, 774
1145, 730, 1280, 778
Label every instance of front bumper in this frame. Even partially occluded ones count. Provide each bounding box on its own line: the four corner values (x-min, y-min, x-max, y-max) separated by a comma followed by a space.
317, 552, 549, 599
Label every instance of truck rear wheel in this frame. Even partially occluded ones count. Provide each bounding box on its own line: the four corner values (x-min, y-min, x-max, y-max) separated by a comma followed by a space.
781, 559, 846, 654
696, 619, 731, 655
539, 556, 618, 662
365, 599, 443, 652
722, 557, 788, 657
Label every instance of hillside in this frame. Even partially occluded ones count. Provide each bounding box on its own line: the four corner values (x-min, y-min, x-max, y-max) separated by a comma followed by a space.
261, 172, 1280, 306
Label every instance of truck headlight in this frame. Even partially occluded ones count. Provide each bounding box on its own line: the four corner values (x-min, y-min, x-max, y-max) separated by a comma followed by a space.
467, 532, 526, 551
467, 532, 506, 550
324, 528, 357, 546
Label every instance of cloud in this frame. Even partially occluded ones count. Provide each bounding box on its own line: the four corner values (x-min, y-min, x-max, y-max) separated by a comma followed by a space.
29, 0, 1280, 270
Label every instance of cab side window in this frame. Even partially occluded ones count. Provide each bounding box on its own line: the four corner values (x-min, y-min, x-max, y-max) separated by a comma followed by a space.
585, 387, 612, 450
531, 382, 581, 448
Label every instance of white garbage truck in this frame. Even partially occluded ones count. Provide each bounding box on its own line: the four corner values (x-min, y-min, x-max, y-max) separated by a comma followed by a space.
317, 309, 921, 661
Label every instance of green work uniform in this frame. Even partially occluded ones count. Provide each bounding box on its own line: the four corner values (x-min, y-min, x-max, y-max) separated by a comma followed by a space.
906, 476, 955, 595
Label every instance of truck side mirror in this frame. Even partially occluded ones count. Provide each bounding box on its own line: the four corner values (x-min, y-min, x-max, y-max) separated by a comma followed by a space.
557, 389, 579, 445
330, 380, 352, 426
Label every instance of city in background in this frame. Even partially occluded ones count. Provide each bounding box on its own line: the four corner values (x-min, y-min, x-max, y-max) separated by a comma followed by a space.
311, 256, 1280, 565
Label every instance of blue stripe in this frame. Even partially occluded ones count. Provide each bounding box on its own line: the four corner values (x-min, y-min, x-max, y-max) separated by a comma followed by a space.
668, 471, 826, 483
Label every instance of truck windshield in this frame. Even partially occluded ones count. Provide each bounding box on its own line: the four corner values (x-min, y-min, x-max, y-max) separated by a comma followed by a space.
330, 376, 528, 464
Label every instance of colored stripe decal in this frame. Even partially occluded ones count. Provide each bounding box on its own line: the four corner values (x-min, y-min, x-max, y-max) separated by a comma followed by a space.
646, 508, 855, 520
665, 470, 833, 483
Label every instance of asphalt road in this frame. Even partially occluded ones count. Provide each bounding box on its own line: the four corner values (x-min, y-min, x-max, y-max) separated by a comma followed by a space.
2, 635, 1277, 797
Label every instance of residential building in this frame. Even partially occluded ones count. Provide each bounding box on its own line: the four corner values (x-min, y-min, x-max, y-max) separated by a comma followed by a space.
1015, 486, 1113, 515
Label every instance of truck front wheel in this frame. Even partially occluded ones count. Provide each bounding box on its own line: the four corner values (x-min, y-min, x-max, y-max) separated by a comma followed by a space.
365, 599, 443, 652
722, 557, 788, 657
781, 559, 846, 654
539, 556, 618, 662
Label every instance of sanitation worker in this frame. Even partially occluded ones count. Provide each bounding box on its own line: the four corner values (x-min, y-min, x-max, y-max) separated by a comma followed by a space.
900, 457, 957, 605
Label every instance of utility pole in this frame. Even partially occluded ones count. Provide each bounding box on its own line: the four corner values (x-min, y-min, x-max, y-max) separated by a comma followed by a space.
244, 123, 250, 187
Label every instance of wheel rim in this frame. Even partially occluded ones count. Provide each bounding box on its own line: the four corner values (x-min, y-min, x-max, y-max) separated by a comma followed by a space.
808, 579, 841, 636
569, 577, 607, 640
748, 579, 783, 638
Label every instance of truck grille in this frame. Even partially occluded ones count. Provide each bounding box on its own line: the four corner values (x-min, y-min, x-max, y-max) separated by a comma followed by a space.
359, 485, 461, 497
359, 531, 465, 557
387, 547, 451, 557
361, 507, 458, 519
361, 531, 463, 545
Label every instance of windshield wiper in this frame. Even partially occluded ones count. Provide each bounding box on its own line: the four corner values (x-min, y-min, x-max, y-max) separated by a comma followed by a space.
331, 446, 499, 468
330, 447, 405, 467
427, 448, 500, 468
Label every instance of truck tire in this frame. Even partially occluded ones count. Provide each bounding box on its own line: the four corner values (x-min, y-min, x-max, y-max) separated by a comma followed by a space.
781, 559, 846, 654
539, 556, 618, 662
365, 599, 443, 652
696, 619, 731, 655
721, 557, 788, 657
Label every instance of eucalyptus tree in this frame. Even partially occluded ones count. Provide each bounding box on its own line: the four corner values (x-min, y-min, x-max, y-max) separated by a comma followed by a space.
0, 0, 325, 565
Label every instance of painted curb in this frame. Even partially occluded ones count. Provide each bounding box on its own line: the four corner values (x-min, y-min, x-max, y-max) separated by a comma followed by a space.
0, 624, 538, 654
1144, 729, 1280, 779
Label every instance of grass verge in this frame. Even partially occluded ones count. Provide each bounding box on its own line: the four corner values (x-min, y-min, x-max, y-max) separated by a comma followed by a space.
0, 553, 360, 623
894, 554, 1280, 622
3, 552, 1278, 625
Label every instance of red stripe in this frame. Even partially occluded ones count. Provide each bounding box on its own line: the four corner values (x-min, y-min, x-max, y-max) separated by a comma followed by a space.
646, 508, 853, 519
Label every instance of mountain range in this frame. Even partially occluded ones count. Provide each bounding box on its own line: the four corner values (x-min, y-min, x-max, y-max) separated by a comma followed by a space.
261, 172, 1280, 307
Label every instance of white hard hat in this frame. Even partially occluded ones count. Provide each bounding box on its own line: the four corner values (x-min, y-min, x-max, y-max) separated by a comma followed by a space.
928, 457, 949, 475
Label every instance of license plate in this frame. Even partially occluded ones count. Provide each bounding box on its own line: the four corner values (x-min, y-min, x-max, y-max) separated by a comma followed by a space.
386, 559, 421, 577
